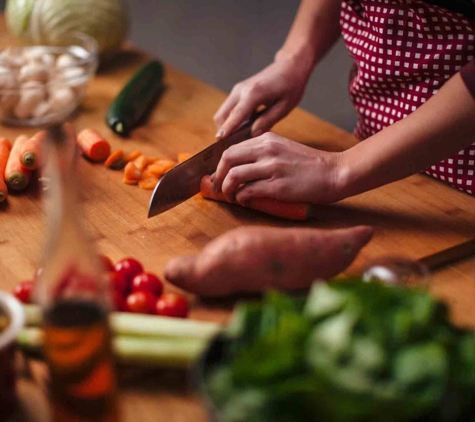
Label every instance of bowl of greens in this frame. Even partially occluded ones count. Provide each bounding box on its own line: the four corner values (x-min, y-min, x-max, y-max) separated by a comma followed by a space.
198, 280, 475, 422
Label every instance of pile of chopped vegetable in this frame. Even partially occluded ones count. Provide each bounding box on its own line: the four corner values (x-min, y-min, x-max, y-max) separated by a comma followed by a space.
206, 280, 475, 422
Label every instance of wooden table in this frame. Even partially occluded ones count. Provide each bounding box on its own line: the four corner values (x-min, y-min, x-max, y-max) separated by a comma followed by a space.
1, 26, 475, 422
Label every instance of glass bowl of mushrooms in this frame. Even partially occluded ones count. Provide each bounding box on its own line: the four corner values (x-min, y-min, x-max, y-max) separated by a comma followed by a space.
0, 33, 98, 126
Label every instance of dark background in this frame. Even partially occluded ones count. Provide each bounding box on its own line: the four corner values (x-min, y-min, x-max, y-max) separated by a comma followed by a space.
0, 0, 357, 131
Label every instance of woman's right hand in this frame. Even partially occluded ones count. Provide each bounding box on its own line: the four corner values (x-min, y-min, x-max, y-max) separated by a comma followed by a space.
213, 53, 314, 139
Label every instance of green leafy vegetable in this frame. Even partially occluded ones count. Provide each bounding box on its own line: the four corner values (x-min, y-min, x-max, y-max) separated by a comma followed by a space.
206, 280, 475, 422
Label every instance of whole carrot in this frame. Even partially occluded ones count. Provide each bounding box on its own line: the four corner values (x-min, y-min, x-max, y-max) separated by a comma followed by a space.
200, 175, 310, 221
20, 130, 46, 170
0, 138, 12, 202
5, 135, 31, 191
77, 129, 111, 162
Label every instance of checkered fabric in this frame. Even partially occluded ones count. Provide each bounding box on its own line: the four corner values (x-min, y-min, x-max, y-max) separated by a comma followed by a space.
341, 0, 475, 195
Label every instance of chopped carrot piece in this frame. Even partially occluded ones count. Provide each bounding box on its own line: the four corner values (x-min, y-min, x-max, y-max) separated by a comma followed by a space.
139, 177, 159, 190
141, 169, 155, 180
123, 162, 142, 185
147, 159, 176, 177
104, 149, 125, 170
124, 150, 142, 162
133, 155, 155, 172
77, 129, 111, 162
178, 152, 193, 163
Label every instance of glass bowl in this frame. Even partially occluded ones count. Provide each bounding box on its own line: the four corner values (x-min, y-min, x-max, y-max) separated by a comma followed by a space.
0, 32, 98, 127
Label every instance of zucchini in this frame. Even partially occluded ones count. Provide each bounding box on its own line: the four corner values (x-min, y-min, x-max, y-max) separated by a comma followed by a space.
106, 60, 165, 137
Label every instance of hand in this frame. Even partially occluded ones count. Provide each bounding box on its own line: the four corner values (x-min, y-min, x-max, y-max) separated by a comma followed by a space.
211, 132, 344, 205
164, 225, 373, 296
213, 55, 314, 139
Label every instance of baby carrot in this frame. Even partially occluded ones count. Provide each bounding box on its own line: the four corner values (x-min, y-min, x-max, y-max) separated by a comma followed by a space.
77, 128, 111, 162
199, 175, 310, 221
5, 135, 31, 191
0, 138, 12, 202
104, 149, 125, 170
124, 150, 141, 162
20, 130, 46, 170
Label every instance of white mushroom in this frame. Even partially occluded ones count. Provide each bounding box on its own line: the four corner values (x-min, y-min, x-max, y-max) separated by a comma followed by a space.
0, 73, 19, 116
32, 101, 52, 118
13, 81, 46, 120
19, 63, 49, 83
56, 53, 78, 69
48, 87, 76, 113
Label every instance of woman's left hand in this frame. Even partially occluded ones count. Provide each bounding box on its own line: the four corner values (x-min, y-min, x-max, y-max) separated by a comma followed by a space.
211, 132, 344, 205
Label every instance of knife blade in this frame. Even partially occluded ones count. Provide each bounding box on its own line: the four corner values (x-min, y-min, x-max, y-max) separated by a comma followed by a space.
419, 238, 475, 272
148, 115, 259, 218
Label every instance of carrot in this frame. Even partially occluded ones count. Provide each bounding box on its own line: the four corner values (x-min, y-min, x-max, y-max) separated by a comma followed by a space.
77, 128, 111, 162
5, 135, 31, 191
0, 138, 12, 202
199, 175, 310, 221
124, 150, 142, 162
20, 130, 46, 170
147, 159, 176, 177
133, 155, 155, 172
138, 177, 159, 190
178, 152, 192, 163
164, 225, 374, 296
104, 149, 125, 170
123, 162, 142, 185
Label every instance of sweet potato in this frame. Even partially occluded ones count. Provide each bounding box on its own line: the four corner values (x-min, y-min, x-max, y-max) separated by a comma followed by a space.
164, 225, 374, 296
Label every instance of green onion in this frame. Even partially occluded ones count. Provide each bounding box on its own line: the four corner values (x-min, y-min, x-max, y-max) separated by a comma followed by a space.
18, 327, 209, 368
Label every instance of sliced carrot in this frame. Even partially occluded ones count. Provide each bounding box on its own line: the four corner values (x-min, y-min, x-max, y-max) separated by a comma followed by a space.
77, 128, 111, 162
20, 130, 46, 170
123, 162, 142, 185
138, 177, 159, 190
199, 175, 310, 221
104, 149, 125, 170
0, 138, 12, 202
133, 155, 155, 172
178, 152, 193, 163
147, 159, 176, 177
5, 135, 30, 191
124, 150, 142, 162
141, 169, 155, 180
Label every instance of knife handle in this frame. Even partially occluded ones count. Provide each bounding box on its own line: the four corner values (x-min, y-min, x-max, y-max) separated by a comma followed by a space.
419, 238, 475, 271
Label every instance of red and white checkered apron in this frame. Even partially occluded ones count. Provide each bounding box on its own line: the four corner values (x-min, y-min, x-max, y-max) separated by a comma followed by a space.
341, 0, 475, 195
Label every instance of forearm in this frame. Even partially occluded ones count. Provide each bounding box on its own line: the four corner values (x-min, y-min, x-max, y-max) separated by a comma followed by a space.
338, 73, 475, 198
275, 0, 342, 69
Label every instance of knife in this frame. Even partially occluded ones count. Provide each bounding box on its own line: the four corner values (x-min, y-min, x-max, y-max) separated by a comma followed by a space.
419, 238, 475, 272
148, 114, 261, 218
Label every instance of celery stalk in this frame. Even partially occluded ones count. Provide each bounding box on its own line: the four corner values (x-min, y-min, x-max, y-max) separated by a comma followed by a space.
23, 304, 221, 340
18, 327, 208, 368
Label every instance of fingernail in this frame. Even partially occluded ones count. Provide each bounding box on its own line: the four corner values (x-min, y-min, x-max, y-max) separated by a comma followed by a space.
215, 129, 225, 139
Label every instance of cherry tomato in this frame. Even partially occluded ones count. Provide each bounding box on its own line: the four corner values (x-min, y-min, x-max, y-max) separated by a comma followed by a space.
107, 271, 129, 294
13, 281, 34, 304
115, 258, 143, 283
155, 293, 189, 318
126, 291, 156, 314
112, 289, 127, 312
131, 273, 163, 297
99, 255, 115, 272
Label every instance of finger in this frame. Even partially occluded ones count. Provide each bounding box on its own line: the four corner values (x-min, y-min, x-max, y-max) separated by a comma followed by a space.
221, 162, 272, 203
217, 95, 262, 140
251, 101, 288, 137
234, 179, 278, 206
213, 92, 239, 132
213, 140, 263, 192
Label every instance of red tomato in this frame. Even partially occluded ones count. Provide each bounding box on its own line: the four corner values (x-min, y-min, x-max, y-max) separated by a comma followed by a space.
112, 289, 127, 312
99, 255, 115, 272
13, 281, 34, 304
155, 293, 189, 318
107, 271, 129, 294
131, 273, 163, 297
126, 291, 156, 314
115, 258, 143, 283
